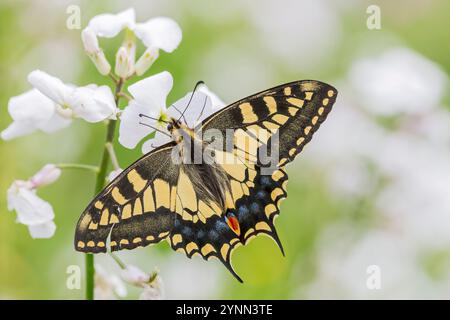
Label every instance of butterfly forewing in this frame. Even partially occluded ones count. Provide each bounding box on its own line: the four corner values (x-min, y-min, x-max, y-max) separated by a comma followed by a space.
74, 143, 179, 253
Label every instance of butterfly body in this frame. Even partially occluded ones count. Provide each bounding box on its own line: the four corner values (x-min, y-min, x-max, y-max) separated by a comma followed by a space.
75, 80, 337, 282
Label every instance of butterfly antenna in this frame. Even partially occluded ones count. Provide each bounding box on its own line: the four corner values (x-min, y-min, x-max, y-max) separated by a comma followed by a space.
139, 122, 172, 138
139, 113, 169, 124
177, 80, 205, 122
195, 95, 209, 123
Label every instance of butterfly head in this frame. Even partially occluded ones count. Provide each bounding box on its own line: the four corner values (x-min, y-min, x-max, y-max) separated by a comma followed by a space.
167, 117, 196, 145
166, 118, 182, 132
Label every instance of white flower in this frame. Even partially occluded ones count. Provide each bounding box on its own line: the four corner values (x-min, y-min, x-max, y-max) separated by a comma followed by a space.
118, 71, 223, 153
83, 8, 181, 77
120, 265, 164, 300
1, 89, 71, 140
304, 228, 433, 299
28, 70, 117, 122
6, 164, 61, 239
349, 48, 447, 116
94, 264, 127, 300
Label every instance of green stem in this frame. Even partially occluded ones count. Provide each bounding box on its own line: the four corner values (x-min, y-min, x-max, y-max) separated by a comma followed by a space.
57, 163, 99, 173
109, 252, 126, 269
85, 78, 124, 300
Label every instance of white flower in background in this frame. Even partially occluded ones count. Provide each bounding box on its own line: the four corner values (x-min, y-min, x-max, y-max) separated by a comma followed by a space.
119, 71, 223, 153
139, 276, 164, 300
94, 264, 127, 300
28, 70, 117, 123
244, 0, 341, 71
83, 8, 182, 77
303, 228, 437, 299
6, 164, 61, 239
349, 48, 448, 116
120, 265, 164, 300
161, 254, 221, 299
1, 89, 71, 141
302, 45, 450, 298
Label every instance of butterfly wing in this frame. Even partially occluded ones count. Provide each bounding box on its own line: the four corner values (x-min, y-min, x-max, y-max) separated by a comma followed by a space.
201, 80, 337, 166
74, 143, 180, 253
168, 163, 287, 282
187, 80, 338, 279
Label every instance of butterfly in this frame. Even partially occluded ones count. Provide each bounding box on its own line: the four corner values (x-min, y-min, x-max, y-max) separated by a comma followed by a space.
74, 80, 337, 282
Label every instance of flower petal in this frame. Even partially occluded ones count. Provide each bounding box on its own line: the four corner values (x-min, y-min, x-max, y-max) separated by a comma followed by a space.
128, 71, 173, 108
199, 84, 226, 110
171, 91, 212, 128
68, 85, 117, 122
81, 27, 100, 53
107, 168, 123, 182
28, 70, 72, 106
119, 72, 173, 150
135, 47, 159, 76
139, 276, 164, 300
119, 100, 156, 149
7, 184, 54, 226
115, 46, 134, 79
88, 8, 135, 38
120, 265, 150, 286
7, 89, 55, 122
28, 221, 56, 239
95, 264, 127, 300
141, 130, 171, 154
134, 17, 182, 52
1, 121, 35, 141
37, 111, 72, 133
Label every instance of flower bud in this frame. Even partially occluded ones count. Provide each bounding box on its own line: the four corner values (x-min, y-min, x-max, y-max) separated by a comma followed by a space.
115, 46, 134, 79
135, 47, 159, 76
81, 28, 111, 75
30, 164, 61, 188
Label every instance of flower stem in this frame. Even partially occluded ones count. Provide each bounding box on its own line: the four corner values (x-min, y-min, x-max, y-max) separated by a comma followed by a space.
85, 78, 124, 300
109, 252, 126, 269
57, 163, 99, 173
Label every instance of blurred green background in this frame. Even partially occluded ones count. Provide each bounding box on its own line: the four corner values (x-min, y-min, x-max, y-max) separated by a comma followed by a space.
1, 0, 450, 299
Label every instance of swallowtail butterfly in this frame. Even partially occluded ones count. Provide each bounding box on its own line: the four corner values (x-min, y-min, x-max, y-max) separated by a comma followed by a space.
75, 80, 337, 282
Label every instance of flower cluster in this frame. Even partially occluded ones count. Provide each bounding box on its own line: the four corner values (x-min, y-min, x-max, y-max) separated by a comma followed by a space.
94, 263, 164, 300
1, 8, 225, 300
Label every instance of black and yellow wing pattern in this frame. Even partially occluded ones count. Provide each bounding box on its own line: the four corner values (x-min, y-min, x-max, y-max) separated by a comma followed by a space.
75, 80, 337, 282
75, 143, 179, 253
168, 80, 337, 281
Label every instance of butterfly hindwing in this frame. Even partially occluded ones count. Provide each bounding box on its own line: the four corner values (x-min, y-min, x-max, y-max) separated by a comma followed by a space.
191, 80, 337, 280
168, 163, 288, 282
74, 143, 179, 253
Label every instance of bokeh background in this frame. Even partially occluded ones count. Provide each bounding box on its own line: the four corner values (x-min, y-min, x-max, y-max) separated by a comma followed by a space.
1, 0, 450, 299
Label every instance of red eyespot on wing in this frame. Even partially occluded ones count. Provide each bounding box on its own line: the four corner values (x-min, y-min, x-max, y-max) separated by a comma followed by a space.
226, 215, 241, 237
